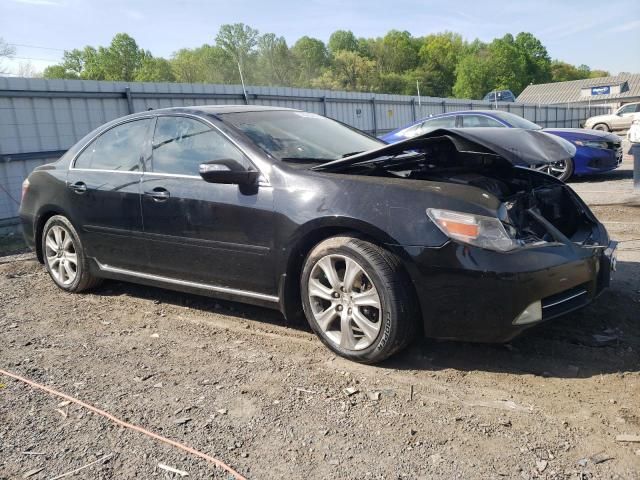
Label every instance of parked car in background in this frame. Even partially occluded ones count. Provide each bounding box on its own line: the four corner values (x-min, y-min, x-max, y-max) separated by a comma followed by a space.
584, 102, 640, 132
483, 90, 516, 103
381, 110, 622, 181
19, 106, 616, 363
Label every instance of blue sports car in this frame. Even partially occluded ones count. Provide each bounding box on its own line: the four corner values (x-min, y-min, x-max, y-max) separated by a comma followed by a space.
381, 110, 623, 181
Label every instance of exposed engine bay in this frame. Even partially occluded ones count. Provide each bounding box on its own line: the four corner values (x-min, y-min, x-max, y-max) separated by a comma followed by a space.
331, 139, 599, 247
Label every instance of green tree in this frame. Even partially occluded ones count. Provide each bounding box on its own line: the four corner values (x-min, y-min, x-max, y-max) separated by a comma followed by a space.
43, 64, 80, 79
135, 56, 175, 82
100, 33, 146, 81
314, 50, 376, 91
257, 33, 293, 86
416, 32, 466, 97
452, 51, 493, 99
328, 30, 359, 54
43, 34, 147, 81
171, 45, 236, 83
215, 23, 259, 82
514, 32, 551, 84
550, 61, 610, 82
291, 36, 328, 87
371, 30, 418, 74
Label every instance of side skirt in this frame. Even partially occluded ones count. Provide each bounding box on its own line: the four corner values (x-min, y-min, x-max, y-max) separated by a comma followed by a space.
91, 259, 281, 310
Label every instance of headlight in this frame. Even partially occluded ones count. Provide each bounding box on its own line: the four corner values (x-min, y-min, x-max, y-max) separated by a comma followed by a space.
574, 140, 608, 149
426, 208, 520, 252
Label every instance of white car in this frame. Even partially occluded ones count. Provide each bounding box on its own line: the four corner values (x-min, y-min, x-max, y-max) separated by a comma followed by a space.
584, 102, 640, 132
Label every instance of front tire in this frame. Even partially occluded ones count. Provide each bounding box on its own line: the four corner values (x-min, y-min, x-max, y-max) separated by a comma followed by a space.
534, 156, 574, 182
593, 123, 609, 132
42, 215, 101, 292
301, 236, 417, 364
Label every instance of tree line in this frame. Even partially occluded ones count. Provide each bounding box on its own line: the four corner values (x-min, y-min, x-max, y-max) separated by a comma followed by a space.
38, 25, 610, 99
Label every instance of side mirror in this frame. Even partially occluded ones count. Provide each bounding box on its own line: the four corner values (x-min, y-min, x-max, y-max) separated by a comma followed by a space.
199, 159, 259, 186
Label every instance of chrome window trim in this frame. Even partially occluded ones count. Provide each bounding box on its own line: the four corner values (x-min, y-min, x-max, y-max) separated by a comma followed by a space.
95, 260, 279, 303
68, 112, 271, 186
70, 168, 143, 175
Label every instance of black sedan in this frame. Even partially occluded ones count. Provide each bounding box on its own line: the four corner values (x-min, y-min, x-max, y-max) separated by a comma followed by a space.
19, 106, 617, 363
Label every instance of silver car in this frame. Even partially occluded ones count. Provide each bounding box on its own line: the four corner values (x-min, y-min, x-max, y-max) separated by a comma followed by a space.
584, 102, 640, 132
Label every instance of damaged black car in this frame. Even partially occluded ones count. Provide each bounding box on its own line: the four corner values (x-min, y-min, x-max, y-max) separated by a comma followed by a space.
19, 106, 618, 363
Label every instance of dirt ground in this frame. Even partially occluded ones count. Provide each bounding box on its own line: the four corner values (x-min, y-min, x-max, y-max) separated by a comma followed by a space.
1, 158, 639, 479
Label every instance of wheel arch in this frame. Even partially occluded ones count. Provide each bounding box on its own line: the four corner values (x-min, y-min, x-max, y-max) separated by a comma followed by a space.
33, 206, 72, 263
277, 216, 415, 324
592, 122, 610, 131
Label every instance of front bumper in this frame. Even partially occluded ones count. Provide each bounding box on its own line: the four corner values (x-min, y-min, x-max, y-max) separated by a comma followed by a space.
402, 238, 616, 343
573, 146, 621, 175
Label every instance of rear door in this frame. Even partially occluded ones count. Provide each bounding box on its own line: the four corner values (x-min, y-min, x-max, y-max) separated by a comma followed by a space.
66, 118, 152, 270
140, 115, 276, 294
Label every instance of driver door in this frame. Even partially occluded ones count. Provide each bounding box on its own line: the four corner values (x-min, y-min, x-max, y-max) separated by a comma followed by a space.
140, 115, 276, 294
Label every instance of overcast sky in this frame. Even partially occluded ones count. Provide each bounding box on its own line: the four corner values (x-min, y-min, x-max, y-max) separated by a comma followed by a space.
2, 0, 639, 77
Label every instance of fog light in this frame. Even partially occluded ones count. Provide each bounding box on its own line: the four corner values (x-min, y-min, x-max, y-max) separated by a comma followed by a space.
512, 301, 542, 325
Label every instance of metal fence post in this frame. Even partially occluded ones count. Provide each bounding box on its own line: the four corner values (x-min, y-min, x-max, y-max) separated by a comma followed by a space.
441, 100, 446, 113
321, 96, 327, 116
124, 87, 134, 114
371, 97, 378, 136
410, 98, 416, 121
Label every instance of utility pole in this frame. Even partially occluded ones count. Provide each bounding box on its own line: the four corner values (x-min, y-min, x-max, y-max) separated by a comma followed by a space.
238, 61, 249, 105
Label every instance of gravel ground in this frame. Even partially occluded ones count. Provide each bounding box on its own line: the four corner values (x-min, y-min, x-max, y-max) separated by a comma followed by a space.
1, 157, 639, 479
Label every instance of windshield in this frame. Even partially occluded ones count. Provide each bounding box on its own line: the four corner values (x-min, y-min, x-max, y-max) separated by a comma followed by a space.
491, 111, 542, 130
218, 110, 383, 162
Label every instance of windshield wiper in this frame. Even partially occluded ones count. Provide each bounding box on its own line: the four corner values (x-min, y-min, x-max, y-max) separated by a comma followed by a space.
280, 157, 331, 163
341, 151, 364, 158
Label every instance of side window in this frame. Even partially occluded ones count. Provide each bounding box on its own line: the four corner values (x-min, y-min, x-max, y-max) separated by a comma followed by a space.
74, 119, 150, 171
150, 116, 253, 175
618, 104, 636, 115
419, 116, 456, 133
460, 115, 506, 128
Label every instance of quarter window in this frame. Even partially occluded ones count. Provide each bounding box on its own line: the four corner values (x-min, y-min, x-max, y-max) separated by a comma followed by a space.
460, 115, 506, 128
74, 119, 150, 171
150, 116, 252, 175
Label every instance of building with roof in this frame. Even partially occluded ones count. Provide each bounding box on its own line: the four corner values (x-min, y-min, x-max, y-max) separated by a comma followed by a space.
517, 73, 640, 109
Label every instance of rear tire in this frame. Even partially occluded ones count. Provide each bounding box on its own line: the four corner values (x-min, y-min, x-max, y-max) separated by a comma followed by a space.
301, 236, 418, 364
42, 215, 102, 292
593, 123, 609, 132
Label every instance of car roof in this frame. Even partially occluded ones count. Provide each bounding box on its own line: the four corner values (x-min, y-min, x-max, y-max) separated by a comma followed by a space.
146, 105, 300, 115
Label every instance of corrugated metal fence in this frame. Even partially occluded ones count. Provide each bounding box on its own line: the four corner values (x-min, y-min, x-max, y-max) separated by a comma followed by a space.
0, 77, 611, 223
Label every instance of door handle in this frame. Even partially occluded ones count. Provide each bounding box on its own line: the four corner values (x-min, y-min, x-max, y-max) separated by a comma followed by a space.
69, 181, 87, 194
144, 188, 170, 202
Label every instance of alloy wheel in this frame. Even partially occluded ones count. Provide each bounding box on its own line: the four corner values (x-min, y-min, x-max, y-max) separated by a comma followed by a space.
307, 254, 382, 351
532, 160, 568, 179
45, 225, 78, 285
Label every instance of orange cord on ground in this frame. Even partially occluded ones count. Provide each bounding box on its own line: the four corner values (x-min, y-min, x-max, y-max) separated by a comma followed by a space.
0, 368, 248, 480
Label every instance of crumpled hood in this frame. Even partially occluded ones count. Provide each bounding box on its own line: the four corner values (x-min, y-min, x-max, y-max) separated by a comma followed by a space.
314, 127, 576, 172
